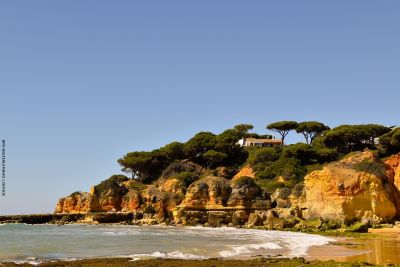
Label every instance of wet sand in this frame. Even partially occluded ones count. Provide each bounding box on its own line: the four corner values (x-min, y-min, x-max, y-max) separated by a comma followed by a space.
306, 228, 400, 265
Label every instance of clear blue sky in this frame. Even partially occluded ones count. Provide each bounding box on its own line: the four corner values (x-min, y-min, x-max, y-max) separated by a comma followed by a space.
1, 1, 399, 214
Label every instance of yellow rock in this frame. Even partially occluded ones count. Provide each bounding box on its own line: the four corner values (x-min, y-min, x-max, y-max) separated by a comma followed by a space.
305, 151, 396, 223
233, 165, 255, 180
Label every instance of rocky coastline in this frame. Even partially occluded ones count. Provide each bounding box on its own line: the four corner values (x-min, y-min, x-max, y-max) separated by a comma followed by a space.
3, 151, 400, 234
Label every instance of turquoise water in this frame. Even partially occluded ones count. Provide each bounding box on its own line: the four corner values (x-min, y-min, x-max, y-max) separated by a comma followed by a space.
0, 224, 334, 264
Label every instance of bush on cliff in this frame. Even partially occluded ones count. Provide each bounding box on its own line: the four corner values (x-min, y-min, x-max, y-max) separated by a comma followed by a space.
114, 123, 396, 190
256, 178, 296, 194
355, 159, 386, 178
247, 147, 279, 167
69, 191, 82, 197
379, 127, 400, 156
161, 161, 201, 178
94, 175, 129, 195
203, 150, 228, 168
282, 143, 338, 165
232, 176, 257, 188
256, 158, 307, 181
281, 143, 317, 165
175, 172, 199, 187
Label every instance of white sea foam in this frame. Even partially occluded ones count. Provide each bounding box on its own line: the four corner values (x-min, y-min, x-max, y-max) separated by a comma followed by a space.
128, 251, 206, 261
219, 242, 283, 257
13, 257, 43, 265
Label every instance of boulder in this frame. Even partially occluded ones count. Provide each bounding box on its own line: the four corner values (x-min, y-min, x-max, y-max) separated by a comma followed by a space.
232, 210, 248, 226
247, 211, 268, 227
271, 187, 292, 208
345, 222, 370, 233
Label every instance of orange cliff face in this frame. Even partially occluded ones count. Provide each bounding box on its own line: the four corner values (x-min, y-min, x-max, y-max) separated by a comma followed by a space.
55, 181, 151, 213
178, 176, 232, 210
55, 192, 92, 213
385, 153, 400, 190
305, 151, 400, 224
232, 165, 255, 180
55, 171, 269, 215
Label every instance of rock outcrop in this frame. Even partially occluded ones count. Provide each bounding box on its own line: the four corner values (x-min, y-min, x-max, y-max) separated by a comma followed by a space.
56, 177, 147, 213
56, 174, 270, 216
227, 177, 271, 209
179, 176, 232, 210
386, 153, 400, 191
54, 151, 400, 228
305, 151, 397, 224
55, 192, 92, 213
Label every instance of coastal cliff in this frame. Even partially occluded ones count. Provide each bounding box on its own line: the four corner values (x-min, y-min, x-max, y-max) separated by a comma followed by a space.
305, 151, 398, 224
53, 151, 400, 229
48, 123, 400, 229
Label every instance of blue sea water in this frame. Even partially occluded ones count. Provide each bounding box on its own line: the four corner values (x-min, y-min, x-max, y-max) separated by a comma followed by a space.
0, 224, 334, 264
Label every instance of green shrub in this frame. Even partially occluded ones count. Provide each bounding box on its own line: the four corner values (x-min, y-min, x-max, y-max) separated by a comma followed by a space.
256, 158, 307, 181
281, 143, 316, 165
161, 161, 198, 178
69, 191, 82, 197
94, 175, 129, 194
345, 222, 369, 233
354, 159, 386, 177
247, 147, 279, 166
232, 176, 257, 187
379, 127, 400, 156
314, 148, 338, 163
175, 171, 199, 187
256, 180, 286, 193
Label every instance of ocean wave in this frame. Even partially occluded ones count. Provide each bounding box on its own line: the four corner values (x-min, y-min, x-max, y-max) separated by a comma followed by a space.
127, 251, 206, 261
9, 257, 80, 265
12, 257, 43, 266
102, 230, 139, 236
219, 242, 283, 257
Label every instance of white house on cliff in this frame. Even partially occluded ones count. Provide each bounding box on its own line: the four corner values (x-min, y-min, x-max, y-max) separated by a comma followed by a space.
237, 137, 283, 147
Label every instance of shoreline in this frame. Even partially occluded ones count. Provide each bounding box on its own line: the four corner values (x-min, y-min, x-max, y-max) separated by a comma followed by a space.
0, 222, 386, 266
0, 257, 390, 267
2, 214, 400, 266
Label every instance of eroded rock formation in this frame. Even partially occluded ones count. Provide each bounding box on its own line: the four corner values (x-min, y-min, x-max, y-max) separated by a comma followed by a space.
54, 152, 400, 228
305, 151, 397, 224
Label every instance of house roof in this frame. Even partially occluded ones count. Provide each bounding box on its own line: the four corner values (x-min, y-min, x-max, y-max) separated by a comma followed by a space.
244, 138, 282, 143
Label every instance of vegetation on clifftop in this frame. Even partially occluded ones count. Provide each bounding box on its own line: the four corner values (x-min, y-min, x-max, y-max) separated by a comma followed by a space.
111, 122, 400, 193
